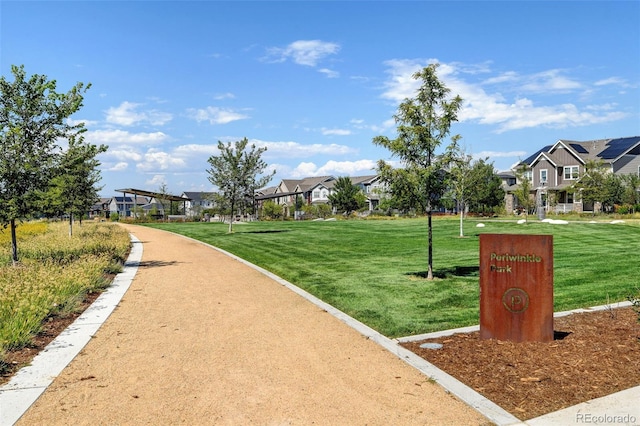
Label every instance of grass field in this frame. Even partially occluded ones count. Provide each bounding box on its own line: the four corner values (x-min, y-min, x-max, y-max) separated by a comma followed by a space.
144, 217, 640, 337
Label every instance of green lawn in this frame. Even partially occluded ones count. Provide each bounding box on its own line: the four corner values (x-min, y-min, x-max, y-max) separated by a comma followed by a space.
143, 217, 640, 338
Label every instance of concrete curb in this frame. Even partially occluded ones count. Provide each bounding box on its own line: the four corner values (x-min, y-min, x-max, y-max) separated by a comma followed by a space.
0, 235, 142, 426
191, 235, 638, 426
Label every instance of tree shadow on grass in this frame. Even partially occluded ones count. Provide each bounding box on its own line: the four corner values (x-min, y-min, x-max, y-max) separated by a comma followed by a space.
241, 230, 292, 234
406, 265, 479, 279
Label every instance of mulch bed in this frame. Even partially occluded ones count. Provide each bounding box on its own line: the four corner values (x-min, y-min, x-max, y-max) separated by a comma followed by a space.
400, 306, 640, 420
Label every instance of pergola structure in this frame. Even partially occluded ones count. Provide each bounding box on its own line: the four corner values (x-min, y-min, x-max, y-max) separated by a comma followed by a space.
116, 188, 191, 216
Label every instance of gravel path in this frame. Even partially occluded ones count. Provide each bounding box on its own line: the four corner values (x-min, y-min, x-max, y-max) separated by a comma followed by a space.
17, 224, 487, 425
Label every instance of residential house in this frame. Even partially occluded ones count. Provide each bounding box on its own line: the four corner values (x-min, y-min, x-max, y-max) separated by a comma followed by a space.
509, 136, 640, 214
108, 196, 150, 218
256, 175, 386, 216
181, 192, 217, 217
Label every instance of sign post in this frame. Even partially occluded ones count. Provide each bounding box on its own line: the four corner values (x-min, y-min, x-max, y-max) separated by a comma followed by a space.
479, 234, 554, 342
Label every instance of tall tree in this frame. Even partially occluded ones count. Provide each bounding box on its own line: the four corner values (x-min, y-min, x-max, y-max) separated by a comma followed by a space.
466, 158, 505, 215
328, 176, 366, 215
43, 134, 107, 236
0, 65, 89, 264
373, 64, 462, 280
445, 138, 473, 237
513, 164, 534, 221
207, 138, 275, 233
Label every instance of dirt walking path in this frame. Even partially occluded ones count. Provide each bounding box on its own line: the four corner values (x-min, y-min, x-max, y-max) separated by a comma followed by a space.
17, 224, 488, 425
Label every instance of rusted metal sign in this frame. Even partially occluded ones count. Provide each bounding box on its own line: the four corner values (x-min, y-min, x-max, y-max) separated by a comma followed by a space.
479, 234, 554, 342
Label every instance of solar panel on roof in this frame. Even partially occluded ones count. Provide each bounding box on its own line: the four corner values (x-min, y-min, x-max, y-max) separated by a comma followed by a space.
569, 143, 589, 154
522, 145, 553, 165
598, 137, 640, 160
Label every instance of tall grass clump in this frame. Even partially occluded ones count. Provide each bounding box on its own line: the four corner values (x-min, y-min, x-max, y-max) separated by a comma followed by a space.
0, 221, 130, 365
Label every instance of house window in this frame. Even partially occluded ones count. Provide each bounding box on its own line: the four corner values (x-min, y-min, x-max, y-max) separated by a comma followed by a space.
522, 170, 532, 182
313, 190, 320, 199
321, 190, 327, 198
564, 166, 579, 180
567, 192, 574, 204
540, 169, 548, 184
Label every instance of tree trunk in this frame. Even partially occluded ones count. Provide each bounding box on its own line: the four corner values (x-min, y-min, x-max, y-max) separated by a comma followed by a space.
228, 202, 234, 233
459, 204, 464, 237
427, 207, 434, 280
10, 218, 18, 265
69, 211, 74, 237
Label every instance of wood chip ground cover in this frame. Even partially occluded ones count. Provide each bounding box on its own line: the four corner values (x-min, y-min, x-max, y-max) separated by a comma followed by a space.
401, 307, 640, 420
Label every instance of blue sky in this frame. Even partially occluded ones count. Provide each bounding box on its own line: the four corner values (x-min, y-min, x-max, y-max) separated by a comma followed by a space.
2, 1, 639, 197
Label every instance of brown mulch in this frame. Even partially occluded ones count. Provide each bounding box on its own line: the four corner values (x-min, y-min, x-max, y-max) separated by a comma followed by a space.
0, 291, 102, 386
401, 306, 640, 421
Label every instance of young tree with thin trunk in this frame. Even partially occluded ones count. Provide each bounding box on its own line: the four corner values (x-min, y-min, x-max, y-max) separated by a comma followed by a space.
373, 64, 463, 280
445, 138, 474, 237
513, 164, 534, 221
43, 134, 107, 236
0, 65, 89, 264
207, 138, 275, 233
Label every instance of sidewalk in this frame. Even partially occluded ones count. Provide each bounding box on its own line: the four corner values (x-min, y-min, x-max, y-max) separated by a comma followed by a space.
3, 224, 488, 425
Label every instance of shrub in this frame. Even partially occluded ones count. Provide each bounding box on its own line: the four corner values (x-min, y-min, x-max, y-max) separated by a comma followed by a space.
0, 222, 130, 362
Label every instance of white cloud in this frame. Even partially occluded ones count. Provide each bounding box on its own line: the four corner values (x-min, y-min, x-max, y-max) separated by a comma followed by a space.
379, 60, 630, 133
254, 140, 356, 157
87, 129, 169, 145
145, 174, 167, 188
318, 68, 339, 78
321, 128, 351, 136
518, 69, 582, 93
214, 92, 235, 100
107, 148, 143, 162
290, 159, 377, 178
474, 150, 528, 160
265, 40, 340, 67
105, 101, 173, 126
137, 149, 187, 172
173, 144, 219, 156
107, 162, 129, 172
186, 106, 249, 124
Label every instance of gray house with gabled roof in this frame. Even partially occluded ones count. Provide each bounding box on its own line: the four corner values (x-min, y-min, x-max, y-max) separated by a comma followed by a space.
508, 136, 640, 214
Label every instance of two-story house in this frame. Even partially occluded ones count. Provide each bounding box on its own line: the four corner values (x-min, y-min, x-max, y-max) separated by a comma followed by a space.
181, 192, 217, 217
510, 136, 640, 214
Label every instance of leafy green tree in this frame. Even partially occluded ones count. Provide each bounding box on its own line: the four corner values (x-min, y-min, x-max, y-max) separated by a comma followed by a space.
262, 200, 283, 220
466, 158, 505, 215
621, 173, 640, 211
572, 159, 608, 215
328, 176, 366, 215
157, 183, 171, 218
373, 64, 462, 280
445, 139, 473, 237
602, 173, 625, 212
513, 164, 534, 221
43, 134, 107, 236
207, 138, 275, 233
0, 65, 89, 264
